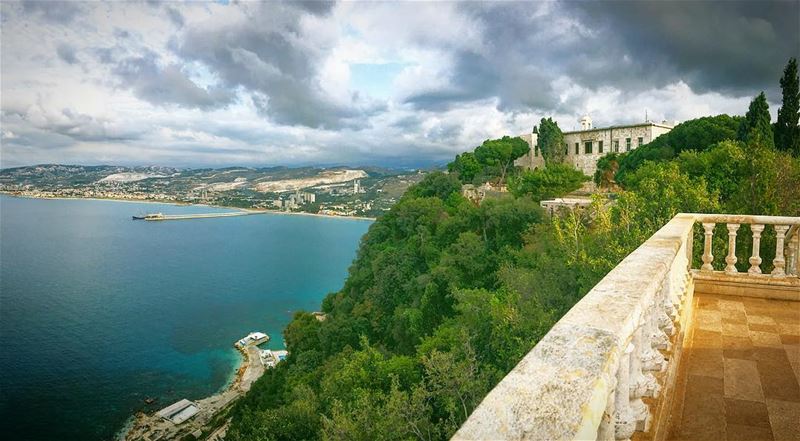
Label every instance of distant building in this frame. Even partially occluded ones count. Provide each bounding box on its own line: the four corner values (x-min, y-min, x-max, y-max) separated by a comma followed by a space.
514, 115, 674, 176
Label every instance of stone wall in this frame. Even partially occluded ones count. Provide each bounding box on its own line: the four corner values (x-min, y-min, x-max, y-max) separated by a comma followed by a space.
514, 123, 673, 177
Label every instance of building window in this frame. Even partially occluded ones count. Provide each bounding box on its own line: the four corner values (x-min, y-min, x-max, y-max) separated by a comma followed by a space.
598, 140, 604, 154
613, 139, 619, 152
575, 142, 579, 155
638, 137, 644, 147
534, 145, 538, 157
626, 138, 631, 151
584, 141, 593, 154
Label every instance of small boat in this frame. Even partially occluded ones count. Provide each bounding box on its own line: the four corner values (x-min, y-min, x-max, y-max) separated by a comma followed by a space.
132, 213, 165, 220
144, 397, 156, 405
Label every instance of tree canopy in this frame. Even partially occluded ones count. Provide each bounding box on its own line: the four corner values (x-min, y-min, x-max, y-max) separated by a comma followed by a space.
448, 136, 529, 185
775, 57, 799, 155
538, 117, 565, 165
509, 163, 589, 201
739, 92, 775, 150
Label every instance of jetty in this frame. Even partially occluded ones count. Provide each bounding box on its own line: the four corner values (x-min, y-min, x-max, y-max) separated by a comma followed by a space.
132, 211, 261, 221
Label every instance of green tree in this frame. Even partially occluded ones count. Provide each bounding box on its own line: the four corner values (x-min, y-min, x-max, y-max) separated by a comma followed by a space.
616, 114, 741, 185
738, 92, 775, 149
447, 152, 481, 183
538, 117, 565, 164
509, 163, 589, 201
775, 58, 800, 155
473, 136, 530, 184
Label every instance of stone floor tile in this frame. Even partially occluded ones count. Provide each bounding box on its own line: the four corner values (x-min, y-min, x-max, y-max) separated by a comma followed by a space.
779, 334, 800, 345
755, 349, 800, 402
724, 358, 765, 401
726, 423, 774, 441
722, 335, 756, 360
697, 295, 720, 311
750, 323, 778, 333
750, 330, 784, 348
693, 329, 722, 349
678, 390, 726, 440
721, 308, 747, 324
723, 398, 771, 428
696, 309, 722, 331
688, 348, 725, 379
784, 344, 800, 365
766, 399, 800, 441
777, 323, 800, 336
719, 299, 746, 312
749, 315, 778, 326
723, 322, 751, 338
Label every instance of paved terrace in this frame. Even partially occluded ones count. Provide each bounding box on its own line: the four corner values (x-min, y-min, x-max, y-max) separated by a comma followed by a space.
454, 213, 799, 441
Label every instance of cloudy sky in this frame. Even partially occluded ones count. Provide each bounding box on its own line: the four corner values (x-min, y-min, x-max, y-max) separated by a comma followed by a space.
1, 0, 798, 168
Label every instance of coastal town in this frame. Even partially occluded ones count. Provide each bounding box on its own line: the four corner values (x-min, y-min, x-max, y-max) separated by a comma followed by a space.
0, 165, 427, 218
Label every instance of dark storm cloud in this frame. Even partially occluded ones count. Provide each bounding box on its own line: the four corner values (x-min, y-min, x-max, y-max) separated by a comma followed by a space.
166, 7, 185, 28
291, 0, 336, 16
56, 43, 78, 64
21, 0, 81, 24
110, 51, 235, 110
566, 0, 800, 96
176, 3, 379, 129
403, 0, 799, 114
2, 108, 143, 145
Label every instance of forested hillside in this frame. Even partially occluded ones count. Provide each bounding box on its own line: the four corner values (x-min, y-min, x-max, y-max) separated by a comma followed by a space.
225, 59, 800, 441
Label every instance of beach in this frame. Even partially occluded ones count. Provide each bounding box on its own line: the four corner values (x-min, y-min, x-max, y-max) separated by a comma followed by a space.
0, 191, 376, 221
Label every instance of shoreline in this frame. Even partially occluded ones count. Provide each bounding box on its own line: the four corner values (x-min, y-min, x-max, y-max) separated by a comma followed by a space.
0, 192, 376, 221
119, 344, 265, 440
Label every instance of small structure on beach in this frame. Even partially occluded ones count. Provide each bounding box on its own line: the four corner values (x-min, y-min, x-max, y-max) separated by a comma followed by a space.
156, 399, 200, 424
234, 332, 269, 348
260, 349, 288, 368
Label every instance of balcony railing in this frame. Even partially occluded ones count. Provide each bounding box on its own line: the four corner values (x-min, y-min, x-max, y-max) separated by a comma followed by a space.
453, 213, 799, 441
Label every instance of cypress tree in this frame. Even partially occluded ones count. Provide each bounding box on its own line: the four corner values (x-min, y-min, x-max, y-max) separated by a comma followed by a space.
775, 58, 799, 155
739, 92, 775, 150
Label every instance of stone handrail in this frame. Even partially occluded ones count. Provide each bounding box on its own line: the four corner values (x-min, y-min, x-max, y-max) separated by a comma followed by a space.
691, 213, 800, 276
453, 212, 800, 441
453, 213, 696, 441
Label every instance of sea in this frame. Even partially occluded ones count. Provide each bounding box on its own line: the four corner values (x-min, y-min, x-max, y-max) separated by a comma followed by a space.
0, 195, 371, 441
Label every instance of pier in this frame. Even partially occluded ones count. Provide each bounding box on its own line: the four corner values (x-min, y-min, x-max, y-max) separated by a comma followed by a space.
133, 211, 262, 221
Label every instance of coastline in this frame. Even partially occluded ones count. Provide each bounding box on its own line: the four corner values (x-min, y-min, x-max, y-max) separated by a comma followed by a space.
119, 344, 265, 441
0, 192, 376, 221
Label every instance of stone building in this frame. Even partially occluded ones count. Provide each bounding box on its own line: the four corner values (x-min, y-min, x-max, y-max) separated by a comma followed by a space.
514, 116, 674, 176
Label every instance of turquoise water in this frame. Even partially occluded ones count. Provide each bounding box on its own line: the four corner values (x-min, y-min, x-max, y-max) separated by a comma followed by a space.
0, 195, 371, 440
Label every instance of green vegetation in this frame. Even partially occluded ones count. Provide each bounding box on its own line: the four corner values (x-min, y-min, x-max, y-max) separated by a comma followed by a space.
448, 136, 529, 185
226, 61, 800, 441
510, 164, 589, 201
613, 114, 742, 185
537, 117, 565, 164
739, 92, 775, 150
775, 58, 799, 155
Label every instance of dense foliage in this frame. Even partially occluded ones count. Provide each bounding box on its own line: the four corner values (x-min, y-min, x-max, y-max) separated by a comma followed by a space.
538, 117, 566, 164
614, 114, 742, 185
775, 58, 800, 155
447, 136, 529, 185
509, 163, 589, 201
226, 63, 800, 441
739, 92, 775, 150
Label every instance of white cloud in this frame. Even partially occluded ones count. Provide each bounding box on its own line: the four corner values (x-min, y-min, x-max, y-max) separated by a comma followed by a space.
0, 1, 793, 168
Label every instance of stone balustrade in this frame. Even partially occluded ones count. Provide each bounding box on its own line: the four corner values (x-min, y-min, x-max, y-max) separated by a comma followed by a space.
452, 213, 800, 441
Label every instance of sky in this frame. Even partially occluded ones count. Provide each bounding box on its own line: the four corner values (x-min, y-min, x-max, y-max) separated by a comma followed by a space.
1, 0, 798, 169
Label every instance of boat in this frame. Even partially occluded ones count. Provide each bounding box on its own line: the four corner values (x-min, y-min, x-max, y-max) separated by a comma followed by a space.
234, 332, 270, 348
132, 213, 165, 220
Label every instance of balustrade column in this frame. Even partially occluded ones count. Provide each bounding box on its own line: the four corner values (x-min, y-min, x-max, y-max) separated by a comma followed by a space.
787, 232, 798, 276
701, 223, 715, 272
772, 225, 789, 276
724, 223, 740, 274
614, 344, 636, 441
748, 224, 765, 274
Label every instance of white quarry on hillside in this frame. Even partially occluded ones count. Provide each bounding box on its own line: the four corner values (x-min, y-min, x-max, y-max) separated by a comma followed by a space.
98, 172, 168, 183
254, 169, 367, 193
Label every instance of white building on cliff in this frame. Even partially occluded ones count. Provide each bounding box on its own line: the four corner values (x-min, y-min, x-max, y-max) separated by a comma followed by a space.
514, 116, 674, 176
